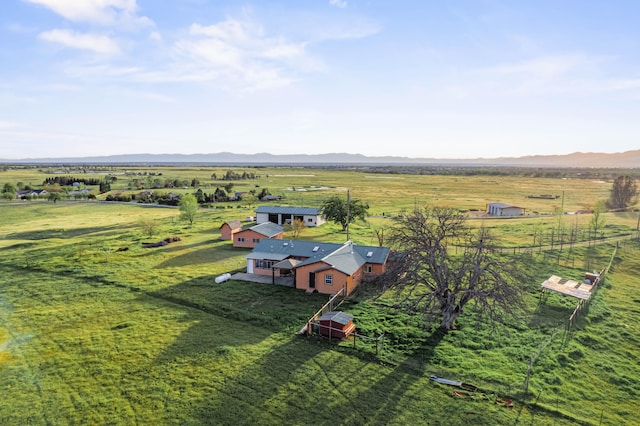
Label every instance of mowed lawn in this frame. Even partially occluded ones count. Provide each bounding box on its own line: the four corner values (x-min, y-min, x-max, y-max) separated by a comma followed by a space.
1, 169, 640, 425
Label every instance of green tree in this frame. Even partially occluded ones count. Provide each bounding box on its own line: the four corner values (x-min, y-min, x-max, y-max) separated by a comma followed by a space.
321, 195, 369, 231
138, 216, 159, 238
3, 182, 16, 194
590, 200, 607, 241
48, 192, 62, 203
195, 188, 205, 203
179, 194, 198, 226
284, 218, 305, 239
374, 206, 526, 331
607, 176, 638, 209
242, 192, 258, 208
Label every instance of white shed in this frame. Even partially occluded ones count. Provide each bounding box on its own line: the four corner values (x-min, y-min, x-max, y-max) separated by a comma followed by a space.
487, 202, 524, 217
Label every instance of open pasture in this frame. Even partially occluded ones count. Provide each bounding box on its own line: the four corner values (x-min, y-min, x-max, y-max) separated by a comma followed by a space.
1, 166, 639, 425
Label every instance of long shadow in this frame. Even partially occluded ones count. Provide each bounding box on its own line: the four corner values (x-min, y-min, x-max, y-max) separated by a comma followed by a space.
155, 241, 245, 268
328, 327, 449, 424
4, 225, 121, 241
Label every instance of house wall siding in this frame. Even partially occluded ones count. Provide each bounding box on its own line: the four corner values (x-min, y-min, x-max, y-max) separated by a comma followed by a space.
233, 229, 283, 248
249, 259, 283, 276
295, 261, 356, 295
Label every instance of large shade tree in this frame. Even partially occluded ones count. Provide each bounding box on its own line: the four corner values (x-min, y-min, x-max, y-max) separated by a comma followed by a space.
607, 176, 638, 210
321, 195, 369, 231
375, 206, 526, 331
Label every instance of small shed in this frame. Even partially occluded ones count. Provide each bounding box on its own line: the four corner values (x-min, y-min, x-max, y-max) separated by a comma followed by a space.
220, 220, 242, 240
317, 311, 355, 339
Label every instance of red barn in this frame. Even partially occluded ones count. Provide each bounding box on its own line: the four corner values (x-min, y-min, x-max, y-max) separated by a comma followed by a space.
318, 311, 355, 339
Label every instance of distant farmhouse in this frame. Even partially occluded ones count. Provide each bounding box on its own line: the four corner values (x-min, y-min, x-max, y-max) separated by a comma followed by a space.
16, 189, 47, 199
486, 202, 525, 217
245, 239, 390, 296
233, 222, 284, 249
255, 206, 325, 227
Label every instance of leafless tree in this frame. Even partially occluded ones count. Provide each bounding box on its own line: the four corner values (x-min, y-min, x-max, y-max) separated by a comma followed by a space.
138, 216, 159, 238
376, 206, 526, 331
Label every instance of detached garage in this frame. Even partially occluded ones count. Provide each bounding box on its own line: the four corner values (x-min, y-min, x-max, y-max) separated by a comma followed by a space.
487, 202, 525, 217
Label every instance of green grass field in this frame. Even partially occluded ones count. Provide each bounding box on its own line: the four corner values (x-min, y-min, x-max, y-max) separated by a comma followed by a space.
1, 166, 639, 425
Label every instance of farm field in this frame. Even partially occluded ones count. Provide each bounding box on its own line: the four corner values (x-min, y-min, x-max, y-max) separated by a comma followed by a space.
1, 166, 640, 425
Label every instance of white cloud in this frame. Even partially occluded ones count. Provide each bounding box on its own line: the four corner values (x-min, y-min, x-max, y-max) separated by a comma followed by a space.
24, 0, 153, 29
39, 29, 121, 55
149, 31, 163, 42
329, 0, 347, 8
489, 54, 587, 80
0, 121, 22, 129
472, 53, 613, 96
172, 18, 310, 90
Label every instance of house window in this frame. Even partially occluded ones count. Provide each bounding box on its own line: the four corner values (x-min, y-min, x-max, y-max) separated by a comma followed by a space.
307, 218, 313, 222
252, 238, 260, 243
324, 274, 333, 285
256, 260, 276, 269
237, 237, 245, 242
365, 264, 373, 273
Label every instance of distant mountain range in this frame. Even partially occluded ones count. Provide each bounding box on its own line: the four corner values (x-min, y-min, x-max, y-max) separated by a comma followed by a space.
1, 150, 639, 168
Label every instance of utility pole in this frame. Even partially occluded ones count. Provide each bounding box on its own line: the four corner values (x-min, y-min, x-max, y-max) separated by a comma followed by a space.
346, 189, 351, 242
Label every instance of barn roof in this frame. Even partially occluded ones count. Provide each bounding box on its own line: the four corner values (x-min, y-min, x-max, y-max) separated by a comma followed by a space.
255, 206, 321, 215
221, 220, 242, 229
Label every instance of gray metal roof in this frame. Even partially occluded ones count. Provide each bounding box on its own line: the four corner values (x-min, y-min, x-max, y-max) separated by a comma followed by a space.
246, 239, 338, 261
247, 222, 284, 237
255, 206, 321, 215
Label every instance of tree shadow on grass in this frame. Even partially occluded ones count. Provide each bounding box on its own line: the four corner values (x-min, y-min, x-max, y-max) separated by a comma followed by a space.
5, 225, 122, 241
327, 327, 449, 424
154, 241, 246, 268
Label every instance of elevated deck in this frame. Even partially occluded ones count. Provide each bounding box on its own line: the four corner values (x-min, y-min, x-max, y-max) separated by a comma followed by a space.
541, 274, 596, 300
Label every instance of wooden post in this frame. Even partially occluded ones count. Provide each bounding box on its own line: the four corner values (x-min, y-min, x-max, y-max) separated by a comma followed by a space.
525, 355, 533, 394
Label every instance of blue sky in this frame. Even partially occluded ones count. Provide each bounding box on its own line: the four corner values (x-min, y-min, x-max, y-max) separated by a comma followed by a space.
1, 0, 640, 160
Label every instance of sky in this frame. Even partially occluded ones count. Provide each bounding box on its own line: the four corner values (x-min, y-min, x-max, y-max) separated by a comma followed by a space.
1, 0, 640, 160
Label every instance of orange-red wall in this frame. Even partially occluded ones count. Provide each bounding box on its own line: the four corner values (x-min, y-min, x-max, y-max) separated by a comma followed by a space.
295, 261, 359, 295
220, 224, 241, 240
233, 229, 283, 248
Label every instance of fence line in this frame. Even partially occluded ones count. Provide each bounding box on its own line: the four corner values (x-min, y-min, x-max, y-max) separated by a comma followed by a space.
298, 289, 346, 335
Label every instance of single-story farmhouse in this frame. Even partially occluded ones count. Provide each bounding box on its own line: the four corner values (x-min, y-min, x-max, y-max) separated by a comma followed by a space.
255, 206, 325, 227
219, 220, 242, 240
245, 238, 390, 296
233, 222, 284, 248
487, 202, 525, 217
